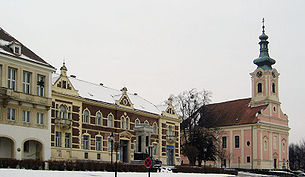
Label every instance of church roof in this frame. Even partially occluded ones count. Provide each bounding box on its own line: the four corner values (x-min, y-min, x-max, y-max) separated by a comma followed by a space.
52, 74, 167, 115
198, 98, 267, 127
0, 27, 54, 68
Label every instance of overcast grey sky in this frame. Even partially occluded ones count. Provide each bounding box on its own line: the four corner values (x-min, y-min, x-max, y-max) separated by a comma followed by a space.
1, 0, 304, 144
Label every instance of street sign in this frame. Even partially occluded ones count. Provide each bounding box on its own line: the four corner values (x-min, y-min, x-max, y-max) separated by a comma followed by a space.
144, 157, 152, 169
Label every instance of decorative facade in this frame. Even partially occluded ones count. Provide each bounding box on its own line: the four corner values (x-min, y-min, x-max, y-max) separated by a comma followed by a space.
0, 27, 55, 160
50, 64, 181, 165
182, 24, 289, 169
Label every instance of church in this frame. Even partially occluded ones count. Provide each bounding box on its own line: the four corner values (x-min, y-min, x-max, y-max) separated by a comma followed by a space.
192, 24, 290, 169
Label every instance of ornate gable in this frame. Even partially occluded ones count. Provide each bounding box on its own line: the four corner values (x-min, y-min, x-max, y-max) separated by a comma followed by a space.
162, 98, 178, 119
52, 63, 79, 96
115, 87, 133, 108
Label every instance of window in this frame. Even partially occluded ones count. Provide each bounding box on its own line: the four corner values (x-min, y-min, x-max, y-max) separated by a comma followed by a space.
97, 153, 101, 160
247, 141, 251, 146
247, 156, 251, 163
8, 67, 17, 90
65, 133, 71, 148
235, 136, 240, 148
62, 80, 67, 89
126, 117, 129, 130
83, 135, 89, 149
60, 105, 67, 119
108, 114, 113, 127
83, 110, 89, 123
144, 121, 149, 127
96, 137, 102, 151
168, 126, 173, 136
14, 46, 21, 54
153, 123, 157, 134
135, 119, 140, 126
222, 136, 227, 149
37, 75, 45, 97
23, 71, 31, 94
257, 83, 262, 93
121, 117, 125, 129
272, 83, 276, 93
96, 112, 102, 125
282, 141, 286, 153
7, 108, 16, 121
37, 113, 44, 125
84, 152, 88, 159
56, 132, 61, 147
108, 137, 113, 152
22, 110, 30, 123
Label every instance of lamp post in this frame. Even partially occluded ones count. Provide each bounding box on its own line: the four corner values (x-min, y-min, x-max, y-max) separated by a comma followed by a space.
110, 132, 114, 165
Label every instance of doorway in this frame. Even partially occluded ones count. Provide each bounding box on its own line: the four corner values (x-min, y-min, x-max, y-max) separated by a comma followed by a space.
166, 145, 174, 166
120, 140, 129, 163
274, 159, 277, 169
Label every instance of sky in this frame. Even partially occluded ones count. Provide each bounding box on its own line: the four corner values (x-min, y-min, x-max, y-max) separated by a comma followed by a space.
1, 0, 304, 144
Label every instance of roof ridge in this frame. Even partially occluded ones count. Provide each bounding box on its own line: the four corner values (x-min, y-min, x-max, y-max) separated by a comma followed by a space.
210, 97, 251, 105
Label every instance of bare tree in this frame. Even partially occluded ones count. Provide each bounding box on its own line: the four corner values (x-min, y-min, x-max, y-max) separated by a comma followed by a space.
289, 140, 305, 171
170, 88, 213, 166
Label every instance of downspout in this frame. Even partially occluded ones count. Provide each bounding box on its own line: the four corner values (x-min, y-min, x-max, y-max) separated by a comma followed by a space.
251, 125, 254, 169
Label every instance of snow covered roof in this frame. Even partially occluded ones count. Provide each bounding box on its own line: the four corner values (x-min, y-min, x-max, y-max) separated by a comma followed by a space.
0, 27, 54, 69
52, 74, 166, 115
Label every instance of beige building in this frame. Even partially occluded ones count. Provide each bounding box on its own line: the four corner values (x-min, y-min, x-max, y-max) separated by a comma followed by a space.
50, 63, 181, 165
0, 27, 55, 160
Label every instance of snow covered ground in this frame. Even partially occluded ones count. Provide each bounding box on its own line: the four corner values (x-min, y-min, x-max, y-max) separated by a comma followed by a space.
0, 169, 235, 177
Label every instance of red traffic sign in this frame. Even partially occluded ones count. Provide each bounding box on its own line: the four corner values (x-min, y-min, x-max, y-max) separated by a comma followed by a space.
144, 157, 152, 169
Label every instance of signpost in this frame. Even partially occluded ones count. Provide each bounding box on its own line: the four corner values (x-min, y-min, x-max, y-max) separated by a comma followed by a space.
144, 157, 152, 177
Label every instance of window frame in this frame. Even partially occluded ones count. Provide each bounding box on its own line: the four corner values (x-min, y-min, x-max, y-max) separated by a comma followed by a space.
107, 114, 113, 127
37, 74, 45, 97
83, 110, 90, 123
83, 135, 90, 149
8, 67, 17, 90
235, 135, 240, 148
222, 136, 227, 149
7, 108, 16, 121
96, 112, 102, 126
22, 110, 30, 123
55, 131, 62, 147
65, 133, 71, 148
22, 71, 31, 94
96, 136, 102, 151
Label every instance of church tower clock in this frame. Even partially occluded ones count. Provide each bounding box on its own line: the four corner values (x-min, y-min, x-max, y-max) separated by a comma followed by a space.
250, 20, 280, 108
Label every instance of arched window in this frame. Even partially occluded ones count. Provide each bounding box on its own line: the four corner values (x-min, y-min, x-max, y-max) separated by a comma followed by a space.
135, 119, 140, 126
83, 110, 89, 123
108, 114, 113, 127
258, 83, 262, 93
272, 83, 276, 93
96, 112, 102, 125
144, 121, 149, 127
60, 105, 67, 119
126, 117, 129, 130
153, 123, 157, 134
121, 117, 125, 129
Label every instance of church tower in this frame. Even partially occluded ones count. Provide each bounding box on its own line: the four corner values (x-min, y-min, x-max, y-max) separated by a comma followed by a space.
250, 20, 280, 108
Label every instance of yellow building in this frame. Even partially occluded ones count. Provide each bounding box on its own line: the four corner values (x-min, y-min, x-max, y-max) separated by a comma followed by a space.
0, 27, 55, 160
51, 63, 181, 165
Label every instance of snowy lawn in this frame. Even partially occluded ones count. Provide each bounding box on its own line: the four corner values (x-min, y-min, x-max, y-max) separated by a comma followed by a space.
0, 169, 234, 177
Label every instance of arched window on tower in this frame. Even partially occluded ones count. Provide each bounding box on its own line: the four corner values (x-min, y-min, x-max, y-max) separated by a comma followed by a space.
272, 83, 276, 93
258, 83, 262, 93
